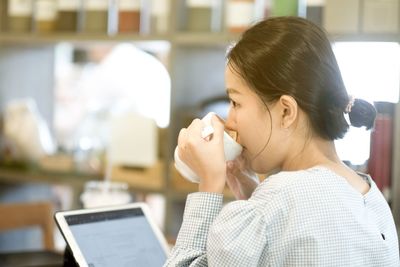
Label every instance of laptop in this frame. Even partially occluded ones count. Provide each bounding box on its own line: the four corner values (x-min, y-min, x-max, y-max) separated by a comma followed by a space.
54, 202, 169, 267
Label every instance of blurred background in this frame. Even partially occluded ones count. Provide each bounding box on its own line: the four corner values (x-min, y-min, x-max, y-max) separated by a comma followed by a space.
0, 0, 399, 259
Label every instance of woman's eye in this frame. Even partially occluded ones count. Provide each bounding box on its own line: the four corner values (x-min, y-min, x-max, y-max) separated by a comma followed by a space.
230, 100, 238, 108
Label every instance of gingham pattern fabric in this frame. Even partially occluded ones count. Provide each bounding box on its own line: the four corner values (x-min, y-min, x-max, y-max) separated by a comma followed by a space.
164, 167, 399, 267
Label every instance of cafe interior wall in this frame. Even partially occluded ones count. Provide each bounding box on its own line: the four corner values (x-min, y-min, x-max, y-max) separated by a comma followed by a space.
0, 45, 57, 250
0, 42, 171, 251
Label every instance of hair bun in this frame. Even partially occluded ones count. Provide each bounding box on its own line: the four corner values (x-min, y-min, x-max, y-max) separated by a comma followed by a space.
348, 98, 376, 129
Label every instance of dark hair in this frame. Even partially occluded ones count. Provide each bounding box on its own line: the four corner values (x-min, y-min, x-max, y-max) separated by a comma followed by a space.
227, 16, 376, 140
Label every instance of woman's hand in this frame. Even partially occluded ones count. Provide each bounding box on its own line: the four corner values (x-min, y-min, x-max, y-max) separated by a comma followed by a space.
226, 156, 259, 200
177, 115, 227, 194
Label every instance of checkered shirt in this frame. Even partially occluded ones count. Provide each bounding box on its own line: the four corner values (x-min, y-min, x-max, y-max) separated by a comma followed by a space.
164, 167, 399, 267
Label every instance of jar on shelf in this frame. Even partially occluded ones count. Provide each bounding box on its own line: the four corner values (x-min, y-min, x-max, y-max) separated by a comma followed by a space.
83, 0, 109, 33
80, 181, 132, 209
56, 0, 80, 32
150, 0, 169, 34
0, 1, 8, 32
271, 0, 306, 17
117, 0, 141, 33
34, 0, 58, 33
185, 0, 222, 32
225, 0, 256, 33
7, 0, 33, 32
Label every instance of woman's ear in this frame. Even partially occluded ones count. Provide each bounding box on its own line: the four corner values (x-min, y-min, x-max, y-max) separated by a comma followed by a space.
278, 95, 298, 129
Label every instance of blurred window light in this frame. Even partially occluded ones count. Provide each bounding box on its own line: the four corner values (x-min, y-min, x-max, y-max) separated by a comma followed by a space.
54, 42, 171, 153
332, 42, 400, 165
332, 42, 400, 103
79, 43, 171, 128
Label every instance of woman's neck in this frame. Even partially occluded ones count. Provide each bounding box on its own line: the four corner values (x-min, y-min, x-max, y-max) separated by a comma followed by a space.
281, 135, 342, 171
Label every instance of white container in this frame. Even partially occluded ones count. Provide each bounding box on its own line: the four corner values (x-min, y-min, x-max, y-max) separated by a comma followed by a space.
109, 113, 158, 168
174, 112, 243, 183
81, 181, 132, 208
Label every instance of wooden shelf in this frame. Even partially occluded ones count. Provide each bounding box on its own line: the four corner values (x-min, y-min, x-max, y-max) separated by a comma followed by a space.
111, 161, 165, 192
0, 32, 171, 45
0, 160, 166, 193
329, 33, 400, 43
0, 165, 101, 187
0, 161, 239, 197
0, 32, 242, 47
3, 31, 396, 48
172, 32, 240, 47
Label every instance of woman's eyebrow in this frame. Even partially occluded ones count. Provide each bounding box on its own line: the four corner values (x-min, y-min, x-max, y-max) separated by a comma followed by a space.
226, 88, 241, 95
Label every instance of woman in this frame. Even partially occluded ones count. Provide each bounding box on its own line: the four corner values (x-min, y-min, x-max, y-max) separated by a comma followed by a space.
165, 17, 399, 266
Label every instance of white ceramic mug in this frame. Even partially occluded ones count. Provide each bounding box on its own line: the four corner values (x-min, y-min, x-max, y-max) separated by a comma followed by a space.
174, 112, 243, 183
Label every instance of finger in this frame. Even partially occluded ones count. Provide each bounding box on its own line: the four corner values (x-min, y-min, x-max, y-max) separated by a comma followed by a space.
226, 163, 238, 185
177, 128, 188, 161
226, 172, 239, 189
201, 113, 215, 140
227, 160, 235, 170
185, 118, 206, 147
201, 125, 214, 140
210, 114, 224, 143
230, 159, 253, 183
187, 118, 203, 136
227, 160, 241, 177
177, 128, 188, 148
225, 165, 243, 200
236, 155, 248, 171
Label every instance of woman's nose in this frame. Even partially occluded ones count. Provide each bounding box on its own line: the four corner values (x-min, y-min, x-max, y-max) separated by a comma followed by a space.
224, 108, 236, 131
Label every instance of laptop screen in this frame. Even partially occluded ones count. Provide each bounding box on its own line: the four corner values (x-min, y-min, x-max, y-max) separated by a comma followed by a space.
64, 207, 167, 267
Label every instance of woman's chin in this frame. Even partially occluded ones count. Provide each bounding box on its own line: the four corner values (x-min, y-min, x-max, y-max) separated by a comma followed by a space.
250, 159, 278, 175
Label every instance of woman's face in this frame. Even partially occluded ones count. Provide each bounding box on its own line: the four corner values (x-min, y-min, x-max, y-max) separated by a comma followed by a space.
224, 64, 286, 173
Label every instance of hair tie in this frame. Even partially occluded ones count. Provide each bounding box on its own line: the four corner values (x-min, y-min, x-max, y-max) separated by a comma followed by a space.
345, 96, 355, 114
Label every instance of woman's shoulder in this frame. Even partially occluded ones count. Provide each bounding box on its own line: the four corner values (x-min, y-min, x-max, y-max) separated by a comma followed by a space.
249, 167, 345, 209
217, 168, 335, 227
223, 167, 369, 220
255, 166, 335, 193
